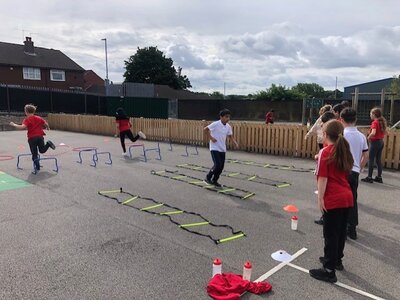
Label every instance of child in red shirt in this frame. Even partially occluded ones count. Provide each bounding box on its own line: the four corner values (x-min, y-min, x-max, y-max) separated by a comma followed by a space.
361, 107, 387, 183
265, 110, 274, 124
310, 119, 354, 283
9, 104, 56, 171
115, 108, 146, 156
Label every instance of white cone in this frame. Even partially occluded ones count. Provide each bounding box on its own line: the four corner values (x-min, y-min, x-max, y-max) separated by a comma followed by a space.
271, 250, 292, 262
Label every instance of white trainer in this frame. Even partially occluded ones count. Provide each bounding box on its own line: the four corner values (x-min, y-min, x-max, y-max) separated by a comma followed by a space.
138, 131, 147, 139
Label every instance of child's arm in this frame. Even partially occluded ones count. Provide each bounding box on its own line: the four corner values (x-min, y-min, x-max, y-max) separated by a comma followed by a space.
43, 121, 50, 130
114, 123, 119, 137
317, 177, 328, 213
228, 135, 239, 148
367, 128, 376, 140
204, 127, 217, 143
360, 151, 369, 170
305, 118, 320, 139
9, 122, 27, 130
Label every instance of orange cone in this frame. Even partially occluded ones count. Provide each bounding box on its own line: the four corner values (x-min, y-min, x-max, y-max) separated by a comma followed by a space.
283, 205, 299, 213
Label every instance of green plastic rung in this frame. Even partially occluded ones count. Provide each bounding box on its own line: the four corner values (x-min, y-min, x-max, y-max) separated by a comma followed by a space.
140, 203, 164, 211
247, 175, 257, 181
228, 172, 240, 177
159, 210, 184, 215
179, 221, 210, 228
217, 233, 246, 244
276, 183, 290, 188
242, 192, 255, 200
122, 196, 139, 205
172, 175, 187, 179
218, 188, 236, 194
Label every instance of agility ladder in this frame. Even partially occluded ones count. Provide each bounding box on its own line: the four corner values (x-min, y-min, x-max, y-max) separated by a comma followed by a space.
226, 158, 314, 173
98, 188, 245, 244
151, 169, 256, 200
176, 163, 290, 188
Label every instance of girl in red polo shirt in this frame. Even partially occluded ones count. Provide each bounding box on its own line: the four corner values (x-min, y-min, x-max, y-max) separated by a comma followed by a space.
115, 108, 146, 156
361, 107, 387, 183
310, 120, 354, 283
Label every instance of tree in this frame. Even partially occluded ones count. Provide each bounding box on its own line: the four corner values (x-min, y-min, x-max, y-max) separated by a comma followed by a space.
123, 46, 192, 90
291, 83, 325, 99
389, 75, 400, 99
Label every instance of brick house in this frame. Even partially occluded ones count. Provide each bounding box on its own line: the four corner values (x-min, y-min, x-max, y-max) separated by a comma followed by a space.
0, 37, 85, 90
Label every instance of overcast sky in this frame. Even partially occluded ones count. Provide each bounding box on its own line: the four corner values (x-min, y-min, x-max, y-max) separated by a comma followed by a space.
1, 0, 400, 94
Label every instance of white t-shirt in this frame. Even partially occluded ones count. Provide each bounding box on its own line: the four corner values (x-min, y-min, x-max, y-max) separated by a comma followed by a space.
344, 126, 368, 173
207, 120, 233, 152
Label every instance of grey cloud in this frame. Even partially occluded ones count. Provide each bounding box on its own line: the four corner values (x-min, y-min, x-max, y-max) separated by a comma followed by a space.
166, 44, 224, 70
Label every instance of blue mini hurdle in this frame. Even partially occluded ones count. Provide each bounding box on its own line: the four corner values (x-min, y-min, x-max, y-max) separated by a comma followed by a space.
91, 151, 112, 167
142, 143, 162, 162
128, 143, 145, 159
182, 144, 199, 157
17, 153, 58, 174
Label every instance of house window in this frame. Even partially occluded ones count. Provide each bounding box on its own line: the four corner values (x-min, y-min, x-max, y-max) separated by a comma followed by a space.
23, 67, 41, 80
50, 70, 66, 81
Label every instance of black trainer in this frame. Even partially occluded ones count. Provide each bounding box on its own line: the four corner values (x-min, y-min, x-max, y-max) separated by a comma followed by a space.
212, 181, 222, 187
319, 257, 344, 271
347, 227, 357, 240
204, 177, 213, 185
309, 268, 337, 283
373, 176, 383, 183
314, 216, 324, 225
361, 177, 373, 183
47, 140, 56, 150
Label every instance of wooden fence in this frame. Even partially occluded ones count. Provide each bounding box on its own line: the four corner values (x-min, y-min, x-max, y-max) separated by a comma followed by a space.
48, 114, 400, 170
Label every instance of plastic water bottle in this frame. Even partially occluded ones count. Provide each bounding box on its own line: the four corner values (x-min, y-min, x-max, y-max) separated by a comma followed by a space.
212, 258, 222, 277
291, 215, 298, 230
242, 261, 252, 281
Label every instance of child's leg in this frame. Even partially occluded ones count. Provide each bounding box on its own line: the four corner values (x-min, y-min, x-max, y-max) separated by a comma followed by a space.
119, 131, 127, 153
212, 151, 225, 183
367, 141, 378, 178
375, 140, 384, 177
322, 209, 340, 270
126, 130, 139, 143
206, 151, 217, 180
38, 137, 50, 153
337, 208, 349, 264
28, 137, 40, 169
347, 172, 359, 231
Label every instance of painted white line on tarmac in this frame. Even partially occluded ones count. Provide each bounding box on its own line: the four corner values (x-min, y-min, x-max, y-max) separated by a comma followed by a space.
254, 247, 308, 283
287, 263, 386, 300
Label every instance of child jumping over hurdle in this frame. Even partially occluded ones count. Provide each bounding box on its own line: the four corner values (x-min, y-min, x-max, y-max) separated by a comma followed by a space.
9, 104, 56, 171
204, 109, 238, 187
115, 107, 146, 156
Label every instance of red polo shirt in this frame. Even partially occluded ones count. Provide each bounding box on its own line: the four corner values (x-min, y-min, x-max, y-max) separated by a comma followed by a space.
370, 119, 385, 141
116, 119, 131, 132
316, 144, 353, 210
22, 115, 46, 140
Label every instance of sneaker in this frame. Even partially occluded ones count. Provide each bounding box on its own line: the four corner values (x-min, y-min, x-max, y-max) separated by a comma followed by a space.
309, 268, 337, 283
347, 227, 357, 240
122, 152, 129, 157
361, 177, 373, 183
138, 131, 147, 139
319, 257, 344, 271
212, 181, 222, 187
373, 176, 383, 183
204, 177, 213, 185
47, 140, 56, 150
34, 161, 40, 171
314, 216, 324, 225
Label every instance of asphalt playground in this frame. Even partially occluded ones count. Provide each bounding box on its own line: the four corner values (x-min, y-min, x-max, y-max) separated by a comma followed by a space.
0, 129, 399, 300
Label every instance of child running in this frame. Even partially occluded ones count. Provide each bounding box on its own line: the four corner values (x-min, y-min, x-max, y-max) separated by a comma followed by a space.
9, 104, 56, 171
361, 107, 387, 183
340, 108, 368, 240
310, 119, 354, 283
204, 109, 238, 187
115, 107, 146, 156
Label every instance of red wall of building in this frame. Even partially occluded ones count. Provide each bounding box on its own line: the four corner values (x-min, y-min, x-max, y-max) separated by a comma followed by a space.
0, 65, 84, 90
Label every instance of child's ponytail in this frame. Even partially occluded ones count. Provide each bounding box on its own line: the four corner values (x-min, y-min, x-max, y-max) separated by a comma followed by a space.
325, 120, 354, 173
371, 107, 387, 132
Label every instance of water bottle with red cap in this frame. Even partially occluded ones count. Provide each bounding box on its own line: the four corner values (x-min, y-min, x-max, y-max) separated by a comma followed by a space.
242, 261, 252, 281
291, 215, 298, 230
212, 258, 222, 277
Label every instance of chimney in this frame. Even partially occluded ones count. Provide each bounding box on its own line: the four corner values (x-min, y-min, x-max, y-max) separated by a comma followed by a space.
24, 37, 34, 54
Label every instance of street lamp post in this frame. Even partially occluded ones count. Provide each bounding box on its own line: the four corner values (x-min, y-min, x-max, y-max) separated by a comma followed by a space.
101, 38, 109, 81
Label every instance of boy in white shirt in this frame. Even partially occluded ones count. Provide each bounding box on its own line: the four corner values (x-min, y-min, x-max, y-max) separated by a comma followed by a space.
204, 109, 238, 187
340, 108, 369, 240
